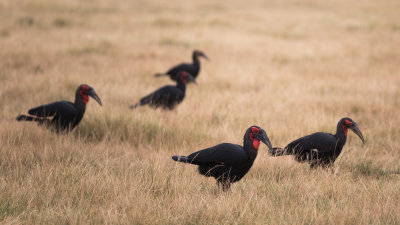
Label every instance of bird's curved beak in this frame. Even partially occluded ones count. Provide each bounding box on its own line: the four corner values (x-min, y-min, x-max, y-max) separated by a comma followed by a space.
254, 131, 273, 150
87, 89, 102, 106
200, 52, 209, 61
350, 124, 365, 143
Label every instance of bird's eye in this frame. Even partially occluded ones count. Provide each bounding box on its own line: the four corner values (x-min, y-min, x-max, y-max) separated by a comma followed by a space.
251, 127, 259, 134
344, 120, 353, 126
81, 85, 89, 91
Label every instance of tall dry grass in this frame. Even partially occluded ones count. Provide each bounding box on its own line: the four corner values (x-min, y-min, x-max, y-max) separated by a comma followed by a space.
1, 0, 400, 224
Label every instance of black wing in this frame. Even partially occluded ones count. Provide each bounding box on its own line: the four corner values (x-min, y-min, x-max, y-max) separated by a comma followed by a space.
286, 132, 338, 154
140, 85, 183, 105
166, 63, 194, 76
28, 101, 78, 118
182, 143, 248, 166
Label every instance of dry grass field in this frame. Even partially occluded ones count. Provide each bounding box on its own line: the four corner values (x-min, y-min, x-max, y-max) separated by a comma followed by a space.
1, 0, 400, 224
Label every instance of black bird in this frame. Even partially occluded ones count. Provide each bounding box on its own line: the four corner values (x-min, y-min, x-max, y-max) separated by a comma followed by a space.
172, 126, 273, 191
154, 50, 209, 81
269, 117, 365, 169
131, 71, 196, 110
16, 84, 102, 132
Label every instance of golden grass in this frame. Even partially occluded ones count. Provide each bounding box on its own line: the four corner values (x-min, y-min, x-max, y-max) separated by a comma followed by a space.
1, 0, 400, 224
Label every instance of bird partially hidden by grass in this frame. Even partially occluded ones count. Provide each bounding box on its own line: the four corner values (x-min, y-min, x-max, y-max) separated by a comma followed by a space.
172, 126, 273, 191
154, 50, 209, 81
269, 117, 365, 170
131, 71, 196, 110
16, 84, 102, 133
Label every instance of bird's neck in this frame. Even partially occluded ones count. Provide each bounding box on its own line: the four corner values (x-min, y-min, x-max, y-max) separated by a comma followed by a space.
192, 55, 200, 65
74, 91, 87, 113
335, 122, 348, 147
243, 138, 258, 162
176, 80, 186, 92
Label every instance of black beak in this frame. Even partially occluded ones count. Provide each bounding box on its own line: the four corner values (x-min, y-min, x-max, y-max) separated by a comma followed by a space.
87, 89, 102, 106
200, 52, 209, 60
254, 131, 273, 150
350, 124, 365, 143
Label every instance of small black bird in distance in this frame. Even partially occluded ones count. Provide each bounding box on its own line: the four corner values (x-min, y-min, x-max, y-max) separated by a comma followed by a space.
154, 50, 209, 81
269, 117, 365, 169
131, 71, 196, 110
172, 126, 273, 191
16, 84, 102, 132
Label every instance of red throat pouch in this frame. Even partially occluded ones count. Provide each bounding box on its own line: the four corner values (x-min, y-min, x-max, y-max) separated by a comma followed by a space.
80, 90, 89, 104
253, 139, 260, 150
249, 133, 260, 150
342, 124, 348, 135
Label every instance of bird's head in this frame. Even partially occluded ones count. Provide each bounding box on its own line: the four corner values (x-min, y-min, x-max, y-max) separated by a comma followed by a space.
193, 50, 209, 60
78, 84, 102, 106
340, 117, 365, 143
245, 125, 273, 151
179, 71, 197, 85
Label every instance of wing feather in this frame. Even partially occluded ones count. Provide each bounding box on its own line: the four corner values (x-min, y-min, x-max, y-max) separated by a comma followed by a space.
28, 101, 78, 118
286, 132, 338, 154
140, 86, 183, 105
186, 143, 248, 166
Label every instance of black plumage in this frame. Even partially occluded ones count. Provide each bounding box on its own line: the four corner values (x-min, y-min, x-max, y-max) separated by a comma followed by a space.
131, 71, 196, 110
16, 84, 102, 132
269, 117, 365, 169
172, 126, 273, 191
154, 50, 209, 81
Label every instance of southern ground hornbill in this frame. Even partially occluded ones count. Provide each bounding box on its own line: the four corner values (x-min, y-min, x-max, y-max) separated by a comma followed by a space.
16, 84, 102, 132
130, 71, 196, 110
172, 126, 273, 191
269, 117, 365, 169
154, 50, 209, 81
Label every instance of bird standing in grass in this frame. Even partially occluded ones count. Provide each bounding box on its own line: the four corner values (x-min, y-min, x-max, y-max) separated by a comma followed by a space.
154, 50, 209, 81
131, 71, 196, 110
172, 126, 273, 191
16, 84, 102, 132
269, 117, 365, 169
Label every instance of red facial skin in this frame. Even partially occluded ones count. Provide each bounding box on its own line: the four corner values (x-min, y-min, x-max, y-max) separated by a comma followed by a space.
249, 127, 261, 150
79, 85, 90, 104
342, 119, 353, 135
181, 72, 188, 84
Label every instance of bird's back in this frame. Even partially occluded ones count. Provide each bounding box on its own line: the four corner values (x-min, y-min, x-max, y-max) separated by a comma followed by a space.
181, 143, 253, 183
140, 85, 184, 109
27, 101, 80, 131
186, 143, 248, 165
167, 63, 199, 79
28, 101, 78, 119
286, 132, 340, 163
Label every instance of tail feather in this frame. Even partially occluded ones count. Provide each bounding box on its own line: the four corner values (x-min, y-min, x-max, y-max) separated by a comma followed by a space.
172, 155, 189, 163
130, 95, 152, 109
268, 147, 290, 156
16, 115, 36, 121
129, 103, 140, 109
16, 115, 48, 124
154, 73, 167, 77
